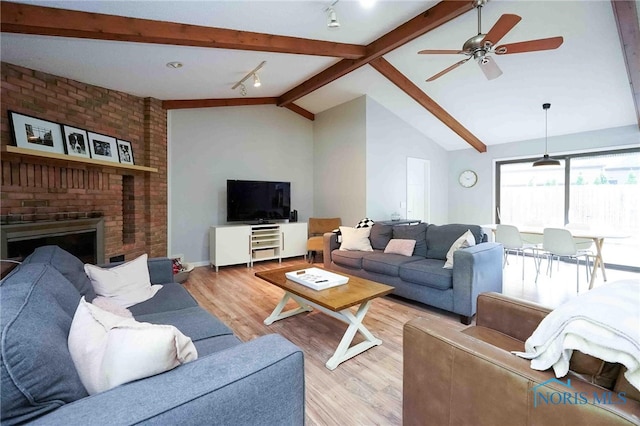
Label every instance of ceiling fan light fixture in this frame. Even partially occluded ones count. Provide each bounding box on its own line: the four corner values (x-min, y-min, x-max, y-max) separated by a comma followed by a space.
533, 103, 561, 167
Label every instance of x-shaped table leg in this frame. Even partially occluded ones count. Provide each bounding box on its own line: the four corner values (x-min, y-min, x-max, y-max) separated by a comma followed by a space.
263, 292, 312, 325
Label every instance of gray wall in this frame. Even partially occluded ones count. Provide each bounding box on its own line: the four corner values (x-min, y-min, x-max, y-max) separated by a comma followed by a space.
313, 96, 367, 226
168, 105, 314, 264
365, 97, 449, 225
447, 125, 640, 225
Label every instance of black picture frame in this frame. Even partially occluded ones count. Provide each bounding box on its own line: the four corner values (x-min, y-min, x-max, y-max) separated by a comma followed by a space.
116, 139, 134, 165
8, 111, 65, 154
62, 125, 91, 159
87, 132, 119, 163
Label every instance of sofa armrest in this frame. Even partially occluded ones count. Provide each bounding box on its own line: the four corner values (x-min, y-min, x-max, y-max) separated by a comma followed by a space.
403, 317, 640, 426
451, 242, 503, 320
30, 334, 304, 425
476, 292, 551, 341
323, 231, 340, 269
101, 257, 174, 284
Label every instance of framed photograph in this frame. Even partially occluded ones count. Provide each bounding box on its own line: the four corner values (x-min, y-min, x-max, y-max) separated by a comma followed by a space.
87, 132, 118, 163
116, 139, 134, 165
62, 125, 91, 159
8, 111, 65, 154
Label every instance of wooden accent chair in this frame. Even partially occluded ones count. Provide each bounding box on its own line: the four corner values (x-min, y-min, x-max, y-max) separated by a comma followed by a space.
307, 218, 341, 263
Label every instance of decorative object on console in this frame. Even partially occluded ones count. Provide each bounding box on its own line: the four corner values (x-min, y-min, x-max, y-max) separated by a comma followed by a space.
533, 103, 561, 167
9, 111, 65, 154
68, 297, 198, 395
116, 139, 134, 165
338, 226, 373, 251
87, 132, 119, 163
443, 229, 476, 268
84, 253, 162, 307
62, 125, 91, 159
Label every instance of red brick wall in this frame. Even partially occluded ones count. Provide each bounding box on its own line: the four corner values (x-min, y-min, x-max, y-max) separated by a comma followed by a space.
0, 62, 167, 260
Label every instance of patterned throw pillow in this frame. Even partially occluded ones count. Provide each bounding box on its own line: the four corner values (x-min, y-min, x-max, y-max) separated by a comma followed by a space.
355, 218, 375, 228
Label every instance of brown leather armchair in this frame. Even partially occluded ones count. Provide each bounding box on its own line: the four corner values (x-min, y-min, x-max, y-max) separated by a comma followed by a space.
403, 292, 640, 425
306, 217, 341, 263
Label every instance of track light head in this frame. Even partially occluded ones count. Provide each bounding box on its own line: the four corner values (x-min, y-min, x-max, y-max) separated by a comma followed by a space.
253, 73, 261, 88
327, 7, 340, 28
239, 84, 247, 97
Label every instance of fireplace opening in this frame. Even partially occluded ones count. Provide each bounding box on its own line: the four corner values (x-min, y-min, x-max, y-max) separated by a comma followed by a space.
1, 218, 105, 264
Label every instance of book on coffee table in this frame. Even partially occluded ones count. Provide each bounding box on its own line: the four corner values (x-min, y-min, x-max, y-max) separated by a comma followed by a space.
285, 267, 349, 291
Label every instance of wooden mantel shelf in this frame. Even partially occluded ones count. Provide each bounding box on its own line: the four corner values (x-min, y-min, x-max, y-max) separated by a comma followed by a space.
1, 146, 158, 173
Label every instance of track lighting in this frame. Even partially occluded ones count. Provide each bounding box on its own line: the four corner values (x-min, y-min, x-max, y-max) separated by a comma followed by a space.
533, 103, 561, 167
231, 61, 266, 96
327, 7, 340, 28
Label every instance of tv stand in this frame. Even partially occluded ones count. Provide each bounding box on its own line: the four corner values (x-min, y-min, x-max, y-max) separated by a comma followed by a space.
246, 220, 274, 225
209, 222, 308, 271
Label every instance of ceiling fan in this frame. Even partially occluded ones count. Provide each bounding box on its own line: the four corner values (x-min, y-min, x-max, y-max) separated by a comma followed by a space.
418, 0, 563, 82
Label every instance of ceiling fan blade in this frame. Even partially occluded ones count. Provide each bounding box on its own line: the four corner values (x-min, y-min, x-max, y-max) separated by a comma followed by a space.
418, 49, 463, 55
426, 58, 471, 82
483, 14, 522, 47
494, 36, 564, 55
478, 56, 503, 80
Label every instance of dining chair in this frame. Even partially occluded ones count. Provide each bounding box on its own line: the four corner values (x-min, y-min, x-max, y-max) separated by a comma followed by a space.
306, 217, 341, 263
494, 224, 540, 280
565, 222, 595, 252
540, 227, 592, 292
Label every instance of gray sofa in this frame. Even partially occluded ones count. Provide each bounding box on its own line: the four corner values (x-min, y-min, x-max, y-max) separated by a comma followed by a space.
1, 245, 304, 425
324, 223, 503, 324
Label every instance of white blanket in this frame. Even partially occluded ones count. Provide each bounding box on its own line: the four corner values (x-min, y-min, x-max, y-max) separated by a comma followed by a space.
513, 279, 640, 391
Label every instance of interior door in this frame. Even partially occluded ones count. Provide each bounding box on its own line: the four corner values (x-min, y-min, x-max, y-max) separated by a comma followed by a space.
407, 157, 430, 222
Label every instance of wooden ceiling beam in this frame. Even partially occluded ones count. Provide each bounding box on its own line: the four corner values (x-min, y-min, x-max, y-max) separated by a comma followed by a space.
277, 0, 474, 107
0, 2, 366, 59
162, 98, 278, 110
369, 58, 486, 153
161, 98, 314, 121
611, 0, 640, 129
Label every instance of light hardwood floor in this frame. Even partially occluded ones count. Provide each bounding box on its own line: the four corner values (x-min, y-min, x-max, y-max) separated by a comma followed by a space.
183, 255, 639, 425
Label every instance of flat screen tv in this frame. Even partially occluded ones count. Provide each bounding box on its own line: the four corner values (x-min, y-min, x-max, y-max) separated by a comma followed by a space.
227, 180, 291, 224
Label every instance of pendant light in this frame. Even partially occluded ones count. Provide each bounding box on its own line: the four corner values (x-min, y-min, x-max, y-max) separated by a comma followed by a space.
533, 103, 561, 167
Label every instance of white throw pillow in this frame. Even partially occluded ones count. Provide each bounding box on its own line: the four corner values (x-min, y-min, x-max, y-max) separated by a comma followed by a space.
443, 230, 476, 269
84, 254, 162, 308
339, 226, 373, 251
68, 297, 198, 395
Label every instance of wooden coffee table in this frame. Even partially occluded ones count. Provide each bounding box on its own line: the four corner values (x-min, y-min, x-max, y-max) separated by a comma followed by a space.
255, 265, 394, 370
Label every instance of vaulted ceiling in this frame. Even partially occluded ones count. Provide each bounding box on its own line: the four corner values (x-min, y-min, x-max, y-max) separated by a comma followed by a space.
1, 0, 638, 152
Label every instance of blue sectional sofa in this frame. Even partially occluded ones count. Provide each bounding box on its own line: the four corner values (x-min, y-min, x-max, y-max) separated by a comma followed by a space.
324, 223, 503, 324
1, 245, 304, 425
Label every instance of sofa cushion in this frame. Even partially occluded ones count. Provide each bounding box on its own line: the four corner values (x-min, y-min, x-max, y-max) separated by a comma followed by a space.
443, 230, 476, 269
22, 245, 96, 301
369, 223, 393, 250
1, 264, 88, 424
384, 239, 416, 257
135, 306, 234, 342
331, 249, 372, 269
399, 258, 453, 290
426, 224, 484, 260
392, 223, 428, 257
127, 283, 199, 316
362, 253, 423, 277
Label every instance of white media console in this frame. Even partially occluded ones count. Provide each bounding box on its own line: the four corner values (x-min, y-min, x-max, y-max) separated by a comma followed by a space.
209, 222, 308, 272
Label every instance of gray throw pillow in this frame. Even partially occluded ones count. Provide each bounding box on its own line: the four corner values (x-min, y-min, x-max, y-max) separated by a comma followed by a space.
369, 224, 393, 250
392, 223, 428, 257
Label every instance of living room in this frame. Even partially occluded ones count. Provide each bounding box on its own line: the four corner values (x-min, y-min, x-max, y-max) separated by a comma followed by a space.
1, 1, 639, 425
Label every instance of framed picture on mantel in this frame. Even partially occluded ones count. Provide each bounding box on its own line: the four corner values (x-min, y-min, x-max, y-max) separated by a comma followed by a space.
62, 125, 91, 159
9, 111, 65, 154
116, 139, 134, 165
87, 132, 119, 163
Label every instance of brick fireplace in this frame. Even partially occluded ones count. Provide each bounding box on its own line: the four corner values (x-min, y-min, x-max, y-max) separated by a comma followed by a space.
1, 63, 168, 261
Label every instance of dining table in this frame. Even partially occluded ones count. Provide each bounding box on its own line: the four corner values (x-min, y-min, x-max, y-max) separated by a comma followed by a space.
482, 224, 630, 289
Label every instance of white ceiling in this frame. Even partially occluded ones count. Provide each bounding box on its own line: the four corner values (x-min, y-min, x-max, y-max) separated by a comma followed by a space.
1, 0, 637, 151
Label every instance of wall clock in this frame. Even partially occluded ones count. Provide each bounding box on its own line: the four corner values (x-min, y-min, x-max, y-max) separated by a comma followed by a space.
459, 170, 478, 188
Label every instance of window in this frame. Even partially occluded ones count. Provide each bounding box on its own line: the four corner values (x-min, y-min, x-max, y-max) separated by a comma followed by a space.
496, 148, 639, 270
